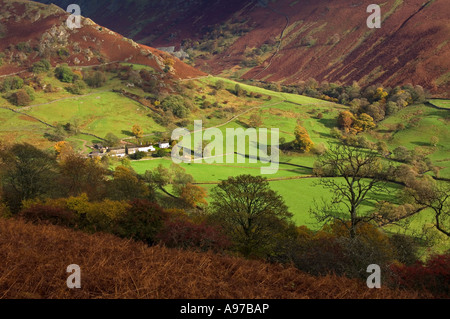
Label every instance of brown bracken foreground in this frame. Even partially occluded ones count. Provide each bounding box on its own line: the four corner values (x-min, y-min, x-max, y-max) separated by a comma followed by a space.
0, 218, 429, 299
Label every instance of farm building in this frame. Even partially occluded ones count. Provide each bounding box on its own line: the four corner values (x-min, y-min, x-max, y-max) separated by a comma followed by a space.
127, 147, 139, 155
138, 145, 156, 152
159, 142, 170, 149
109, 148, 127, 157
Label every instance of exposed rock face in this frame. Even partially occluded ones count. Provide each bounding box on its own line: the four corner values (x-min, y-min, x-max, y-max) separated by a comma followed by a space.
38, 25, 70, 56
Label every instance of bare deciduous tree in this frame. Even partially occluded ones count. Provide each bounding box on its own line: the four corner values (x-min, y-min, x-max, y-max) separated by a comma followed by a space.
406, 178, 449, 237
311, 144, 390, 238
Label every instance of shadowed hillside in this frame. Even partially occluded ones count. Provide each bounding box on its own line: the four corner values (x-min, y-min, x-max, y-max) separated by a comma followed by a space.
35, 0, 450, 96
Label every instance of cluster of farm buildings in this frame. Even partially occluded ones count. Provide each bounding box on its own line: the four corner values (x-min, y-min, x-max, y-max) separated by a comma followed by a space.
88, 142, 170, 158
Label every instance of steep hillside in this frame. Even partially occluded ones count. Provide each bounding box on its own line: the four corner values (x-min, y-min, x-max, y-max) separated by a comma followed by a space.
0, 217, 426, 299
0, 0, 205, 79
33, 0, 251, 45
35, 0, 450, 96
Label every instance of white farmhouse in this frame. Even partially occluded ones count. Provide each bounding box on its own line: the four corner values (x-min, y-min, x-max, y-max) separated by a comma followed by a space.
138, 145, 156, 152
159, 142, 170, 149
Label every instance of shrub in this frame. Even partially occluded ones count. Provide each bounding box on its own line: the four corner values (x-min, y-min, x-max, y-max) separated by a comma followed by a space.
82, 199, 131, 233
388, 234, 419, 266
393, 146, 412, 163
19, 204, 77, 227
390, 254, 450, 297
31, 59, 51, 73
114, 199, 167, 245
154, 148, 167, 158
16, 42, 32, 53
130, 151, 146, 160
67, 80, 86, 95
23, 86, 35, 101
84, 71, 107, 88
311, 143, 327, 155
215, 80, 225, 90
161, 95, 190, 118
157, 219, 230, 252
55, 64, 75, 83
330, 127, 342, 139
300, 35, 317, 47
104, 133, 120, 147
293, 237, 348, 276
9, 89, 31, 106
57, 48, 70, 59
293, 234, 394, 280
0, 203, 11, 218
11, 76, 24, 90
291, 222, 397, 280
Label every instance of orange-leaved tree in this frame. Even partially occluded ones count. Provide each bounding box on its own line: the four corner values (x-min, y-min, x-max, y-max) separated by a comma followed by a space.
294, 124, 314, 152
132, 124, 144, 139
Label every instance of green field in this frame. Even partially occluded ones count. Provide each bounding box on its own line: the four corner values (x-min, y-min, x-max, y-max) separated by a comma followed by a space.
366, 104, 450, 178
23, 92, 165, 139
130, 157, 405, 226
430, 99, 450, 109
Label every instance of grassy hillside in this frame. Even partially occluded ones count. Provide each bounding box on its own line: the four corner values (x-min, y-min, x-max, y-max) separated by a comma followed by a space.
0, 217, 426, 299
365, 104, 450, 178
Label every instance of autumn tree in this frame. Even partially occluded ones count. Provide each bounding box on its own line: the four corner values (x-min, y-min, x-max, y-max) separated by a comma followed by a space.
373, 87, 388, 103
180, 183, 208, 208
311, 144, 389, 238
84, 71, 107, 88
144, 163, 194, 200
337, 111, 355, 133
144, 164, 173, 197
353, 113, 376, 132
108, 165, 150, 201
104, 132, 120, 147
58, 155, 108, 199
249, 113, 263, 128
366, 102, 385, 122
10, 89, 31, 106
54, 64, 75, 83
114, 199, 167, 245
132, 124, 144, 139
210, 174, 294, 257
337, 111, 375, 134
235, 84, 244, 97
293, 124, 314, 152
54, 141, 74, 160
0, 143, 58, 212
